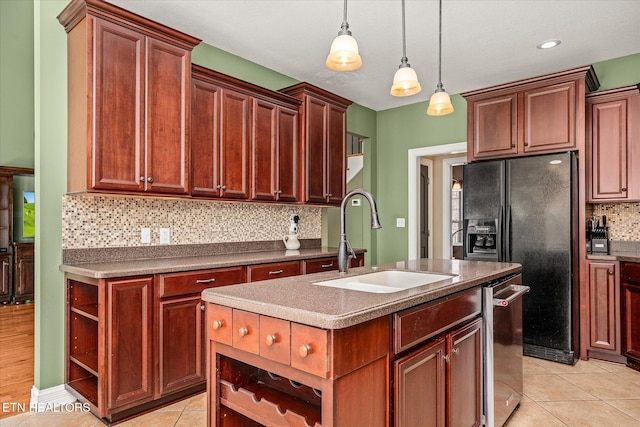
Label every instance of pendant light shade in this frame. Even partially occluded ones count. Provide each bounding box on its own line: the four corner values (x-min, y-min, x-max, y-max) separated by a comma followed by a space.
391, 60, 421, 96
326, 0, 362, 71
390, 0, 421, 97
427, 84, 454, 115
427, 0, 454, 116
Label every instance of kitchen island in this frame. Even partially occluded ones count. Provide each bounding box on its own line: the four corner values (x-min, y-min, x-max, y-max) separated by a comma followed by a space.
202, 258, 521, 427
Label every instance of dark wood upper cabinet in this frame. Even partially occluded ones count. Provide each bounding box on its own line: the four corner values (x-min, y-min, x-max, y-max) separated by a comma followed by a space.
191, 65, 301, 201
58, 0, 200, 195
463, 66, 599, 162
251, 99, 299, 202
586, 85, 640, 202
280, 83, 352, 206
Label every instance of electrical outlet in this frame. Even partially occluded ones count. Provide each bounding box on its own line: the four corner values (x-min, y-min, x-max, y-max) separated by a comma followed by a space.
351, 198, 361, 206
160, 228, 171, 245
141, 228, 151, 244
396, 218, 406, 228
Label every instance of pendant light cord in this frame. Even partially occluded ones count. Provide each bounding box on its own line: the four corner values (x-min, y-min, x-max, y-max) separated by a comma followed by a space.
341, 0, 349, 33
437, 0, 443, 88
401, 0, 407, 61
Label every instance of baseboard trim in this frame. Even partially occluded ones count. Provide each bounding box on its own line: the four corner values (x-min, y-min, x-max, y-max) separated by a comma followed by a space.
30, 384, 77, 412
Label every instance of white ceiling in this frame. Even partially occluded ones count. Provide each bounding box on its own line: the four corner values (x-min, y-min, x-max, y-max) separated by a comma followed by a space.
109, 0, 640, 111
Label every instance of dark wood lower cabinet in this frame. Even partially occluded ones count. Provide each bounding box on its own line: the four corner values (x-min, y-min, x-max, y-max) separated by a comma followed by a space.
395, 338, 446, 427
621, 262, 640, 370
13, 242, 34, 303
586, 261, 625, 363
106, 276, 154, 410
157, 295, 205, 397
394, 318, 482, 427
0, 253, 11, 304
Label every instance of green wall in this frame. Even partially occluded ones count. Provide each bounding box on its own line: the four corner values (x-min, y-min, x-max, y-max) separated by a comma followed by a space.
0, 0, 35, 168
34, 0, 68, 390
4, 0, 639, 393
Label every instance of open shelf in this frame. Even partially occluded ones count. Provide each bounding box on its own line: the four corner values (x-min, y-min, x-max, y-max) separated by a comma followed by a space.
68, 376, 98, 407
70, 352, 98, 376
71, 304, 99, 321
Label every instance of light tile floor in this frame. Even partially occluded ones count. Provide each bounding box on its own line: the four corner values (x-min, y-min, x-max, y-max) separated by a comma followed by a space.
506, 356, 640, 426
1, 357, 639, 426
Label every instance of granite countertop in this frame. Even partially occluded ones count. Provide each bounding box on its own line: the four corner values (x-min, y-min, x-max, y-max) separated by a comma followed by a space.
586, 252, 640, 263
59, 246, 364, 279
201, 258, 522, 330
586, 241, 640, 263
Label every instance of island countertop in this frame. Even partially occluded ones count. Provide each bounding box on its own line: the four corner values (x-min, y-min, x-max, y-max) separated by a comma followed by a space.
201, 258, 521, 329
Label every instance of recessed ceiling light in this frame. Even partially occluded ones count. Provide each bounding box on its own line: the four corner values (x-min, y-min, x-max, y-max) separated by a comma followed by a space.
537, 39, 561, 49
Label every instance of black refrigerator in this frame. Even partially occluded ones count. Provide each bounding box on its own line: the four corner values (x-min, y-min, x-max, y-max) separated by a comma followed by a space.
463, 152, 579, 365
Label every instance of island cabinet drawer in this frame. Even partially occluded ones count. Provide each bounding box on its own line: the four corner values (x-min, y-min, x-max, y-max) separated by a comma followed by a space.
303, 257, 338, 274
394, 287, 482, 353
247, 261, 301, 282
259, 316, 291, 365
158, 266, 245, 298
232, 310, 260, 354
208, 304, 233, 346
290, 323, 329, 378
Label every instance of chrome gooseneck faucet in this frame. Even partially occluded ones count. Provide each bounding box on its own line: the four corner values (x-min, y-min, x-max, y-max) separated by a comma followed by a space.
338, 188, 382, 273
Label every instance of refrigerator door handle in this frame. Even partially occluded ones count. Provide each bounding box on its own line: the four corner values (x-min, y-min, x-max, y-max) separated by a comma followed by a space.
498, 206, 504, 262
505, 205, 512, 262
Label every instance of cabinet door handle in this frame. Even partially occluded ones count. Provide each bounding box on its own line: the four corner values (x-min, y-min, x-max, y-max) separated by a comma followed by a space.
443, 354, 451, 362
609, 270, 614, 275
621, 187, 627, 192
139, 176, 145, 182
299, 344, 313, 358
196, 278, 216, 284
451, 348, 460, 355
265, 334, 278, 346
269, 270, 284, 275
511, 144, 516, 148
200, 304, 205, 311
322, 263, 334, 268
216, 185, 221, 190
222, 185, 227, 190
212, 320, 224, 330
147, 177, 153, 183
1, 261, 8, 291
238, 327, 249, 337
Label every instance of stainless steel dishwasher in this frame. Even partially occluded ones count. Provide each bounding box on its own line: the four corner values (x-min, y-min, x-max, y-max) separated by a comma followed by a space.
483, 274, 530, 427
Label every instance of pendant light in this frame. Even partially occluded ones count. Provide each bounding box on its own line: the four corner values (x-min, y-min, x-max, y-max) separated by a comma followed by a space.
326, 0, 362, 71
427, 0, 454, 116
390, 0, 421, 96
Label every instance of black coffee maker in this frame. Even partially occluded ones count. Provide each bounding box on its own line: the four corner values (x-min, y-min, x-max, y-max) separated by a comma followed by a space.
587, 215, 609, 254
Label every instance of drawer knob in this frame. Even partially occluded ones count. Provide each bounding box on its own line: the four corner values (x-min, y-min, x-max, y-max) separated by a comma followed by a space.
298, 344, 313, 358
265, 334, 278, 346
212, 320, 224, 330
238, 327, 249, 338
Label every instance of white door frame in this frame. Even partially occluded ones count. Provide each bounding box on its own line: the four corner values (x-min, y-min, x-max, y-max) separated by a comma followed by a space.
408, 142, 467, 260
441, 155, 467, 258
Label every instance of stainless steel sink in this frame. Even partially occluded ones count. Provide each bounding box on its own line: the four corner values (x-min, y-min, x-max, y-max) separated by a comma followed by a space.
313, 270, 456, 293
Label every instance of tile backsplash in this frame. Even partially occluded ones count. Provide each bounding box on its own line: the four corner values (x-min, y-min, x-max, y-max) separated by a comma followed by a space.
592, 202, 640, 240
62, 194, 322, 249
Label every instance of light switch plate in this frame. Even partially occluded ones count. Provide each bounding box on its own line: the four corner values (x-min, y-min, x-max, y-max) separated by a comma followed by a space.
160, 228, 171, 245
396, 218, 406, 228
141, 228, 151, 244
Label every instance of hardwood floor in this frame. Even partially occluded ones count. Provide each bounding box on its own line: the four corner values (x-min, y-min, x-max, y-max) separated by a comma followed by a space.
0, 303, 34, 420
